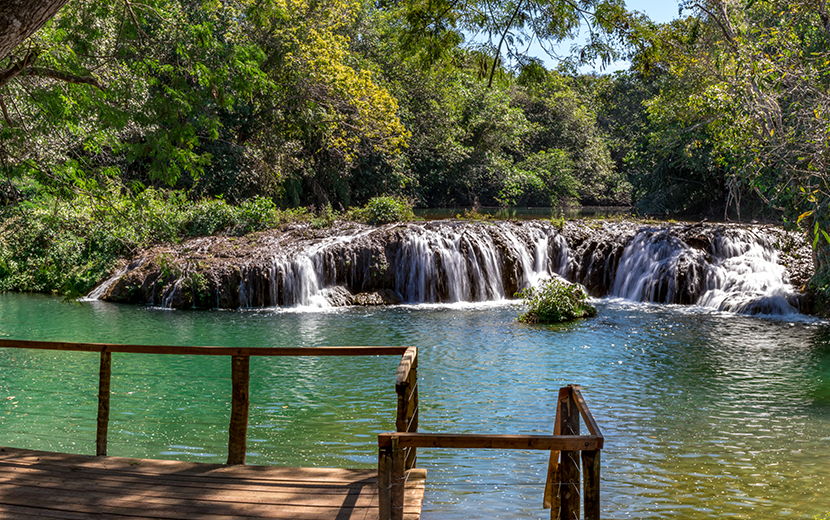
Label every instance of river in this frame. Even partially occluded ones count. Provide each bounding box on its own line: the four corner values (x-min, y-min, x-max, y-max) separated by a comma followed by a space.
0, 292, 828, 518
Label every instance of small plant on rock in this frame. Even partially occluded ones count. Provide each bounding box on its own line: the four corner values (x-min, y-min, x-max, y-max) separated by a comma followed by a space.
516, 278, 597, 323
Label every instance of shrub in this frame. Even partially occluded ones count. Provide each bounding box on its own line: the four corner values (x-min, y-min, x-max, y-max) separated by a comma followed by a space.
516, 278, 597, 323
351, 196, 415, 225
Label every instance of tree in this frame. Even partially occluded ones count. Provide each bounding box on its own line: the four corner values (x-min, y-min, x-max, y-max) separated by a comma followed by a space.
398, 0, 647, 87
0, 0, 71, 61
0, 0, 409, 208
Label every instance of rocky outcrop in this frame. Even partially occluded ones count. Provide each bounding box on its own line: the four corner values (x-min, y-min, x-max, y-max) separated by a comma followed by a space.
91, 219, 815, 315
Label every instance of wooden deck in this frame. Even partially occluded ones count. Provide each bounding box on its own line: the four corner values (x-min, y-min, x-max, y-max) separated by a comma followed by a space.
0, 447, 426, 520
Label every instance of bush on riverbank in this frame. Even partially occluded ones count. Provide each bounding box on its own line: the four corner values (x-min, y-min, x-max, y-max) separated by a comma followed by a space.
516, 278, 597, 323
0, 190, 421, 296
347, 196, 415, 225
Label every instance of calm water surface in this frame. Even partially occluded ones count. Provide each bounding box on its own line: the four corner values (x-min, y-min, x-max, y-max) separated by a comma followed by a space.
0, 293, 828, 519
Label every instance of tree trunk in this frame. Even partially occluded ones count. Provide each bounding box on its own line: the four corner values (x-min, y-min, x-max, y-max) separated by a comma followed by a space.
0, 0, 71, 62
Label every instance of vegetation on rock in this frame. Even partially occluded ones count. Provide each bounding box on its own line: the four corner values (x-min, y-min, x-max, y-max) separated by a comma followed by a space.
516, 278, 597, 323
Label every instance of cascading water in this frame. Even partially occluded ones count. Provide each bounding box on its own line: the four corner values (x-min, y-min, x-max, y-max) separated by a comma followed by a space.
87, 220, 812, 315
610, 226, 804, 314
396, 224, 504, 302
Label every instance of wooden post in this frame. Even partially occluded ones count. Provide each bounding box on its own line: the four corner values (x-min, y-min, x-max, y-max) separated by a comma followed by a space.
227, 355, 250, 465
391, 435, 405, 520
560, 386, 581, 520
544, 386, 567, 516
396, 347, 418, 470
96, 350, 111, 457
378, 438, 393, 520
378, 434, 405, 520
581, 450, 600, 520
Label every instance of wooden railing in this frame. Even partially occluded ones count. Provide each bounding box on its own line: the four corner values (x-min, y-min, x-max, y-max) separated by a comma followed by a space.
0, 339, 417, 465
378, 384, 604, 520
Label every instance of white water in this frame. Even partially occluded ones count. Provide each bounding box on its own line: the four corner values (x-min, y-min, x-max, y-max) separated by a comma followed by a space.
610, 227, 800, 314
260, 222, 563, 307
86, 222, 807, 315
80, 259, 146, 301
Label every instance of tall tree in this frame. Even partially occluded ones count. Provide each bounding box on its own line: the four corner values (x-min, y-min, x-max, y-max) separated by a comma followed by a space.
0, 0, 71, 61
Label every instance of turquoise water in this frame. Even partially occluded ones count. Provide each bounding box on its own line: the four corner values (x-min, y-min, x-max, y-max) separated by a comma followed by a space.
1, 292, 829, 518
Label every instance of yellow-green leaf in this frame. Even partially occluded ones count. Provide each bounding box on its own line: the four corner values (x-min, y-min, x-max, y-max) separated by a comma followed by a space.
797, 210, 814, 224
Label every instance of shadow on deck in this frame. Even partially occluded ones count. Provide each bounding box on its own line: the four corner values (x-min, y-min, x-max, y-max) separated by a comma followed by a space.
0, 447, 426, 519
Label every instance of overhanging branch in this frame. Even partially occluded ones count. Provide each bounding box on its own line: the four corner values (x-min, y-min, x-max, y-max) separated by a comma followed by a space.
0, 51, 105, 91
27, 67, 105, 90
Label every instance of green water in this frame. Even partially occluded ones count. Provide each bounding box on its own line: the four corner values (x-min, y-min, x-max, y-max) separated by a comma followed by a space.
414, 206, 631, 221
1, 293, 829, 519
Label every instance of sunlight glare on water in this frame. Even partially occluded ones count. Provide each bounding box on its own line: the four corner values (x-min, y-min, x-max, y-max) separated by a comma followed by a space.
0, 293, 829, 519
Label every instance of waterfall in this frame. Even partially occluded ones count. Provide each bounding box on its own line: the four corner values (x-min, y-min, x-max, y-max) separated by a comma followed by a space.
85, 220, 811, 315
610, 226, 802, 314
611, 229, 707, 304
81, 259, 146, 301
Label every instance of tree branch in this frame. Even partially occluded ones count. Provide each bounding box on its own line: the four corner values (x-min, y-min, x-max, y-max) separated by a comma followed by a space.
488, 0, 524, 88
0, 50, 37, 89
0, 94, 13, 127
27, 67, 105, 90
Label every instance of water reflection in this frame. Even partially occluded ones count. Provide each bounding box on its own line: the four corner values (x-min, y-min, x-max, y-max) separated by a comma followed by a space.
414, 206, 632, 221
0, 293, 828, 518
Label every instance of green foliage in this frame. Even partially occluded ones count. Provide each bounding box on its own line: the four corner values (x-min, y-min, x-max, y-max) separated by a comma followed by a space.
498, 149, 578, 207
516, 278, 597, 323
1, 0, 410, 210
350, 196, 416, 225
0, 188, 315, 295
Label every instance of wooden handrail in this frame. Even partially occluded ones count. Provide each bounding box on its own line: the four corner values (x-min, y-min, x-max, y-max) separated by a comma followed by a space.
571, 385, 603, 438
379, 432, 602, 451
395, 346, 417, 386
0, 339, 410, 357
0, 339, 417, 467
395, 346, 419, 470
379, 384, 603, 520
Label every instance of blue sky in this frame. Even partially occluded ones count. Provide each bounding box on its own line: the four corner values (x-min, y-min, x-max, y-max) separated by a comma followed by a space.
535, 0, 684, 73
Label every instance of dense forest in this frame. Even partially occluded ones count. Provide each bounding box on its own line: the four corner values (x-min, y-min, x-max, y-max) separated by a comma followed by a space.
1, 0, 829, 307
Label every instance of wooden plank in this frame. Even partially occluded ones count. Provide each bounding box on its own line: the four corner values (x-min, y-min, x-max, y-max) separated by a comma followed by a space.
0, 448, 426, 520
0, 503, 152, 520
0, 339, 409, 357
570, 385, 603, 443
0, 492, 378, 520
0, 482, 380, 514
0, 448, 377, 482
380, 432, 602, 451
96, 350, 111, 457
226, 355, 249, 465
0, 472, 380, 502
0, 462, 377, 489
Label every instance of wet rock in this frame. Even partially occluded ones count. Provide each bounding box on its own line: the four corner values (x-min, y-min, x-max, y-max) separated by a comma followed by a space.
323, 286, 355, 306
353, 289, 403, 306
